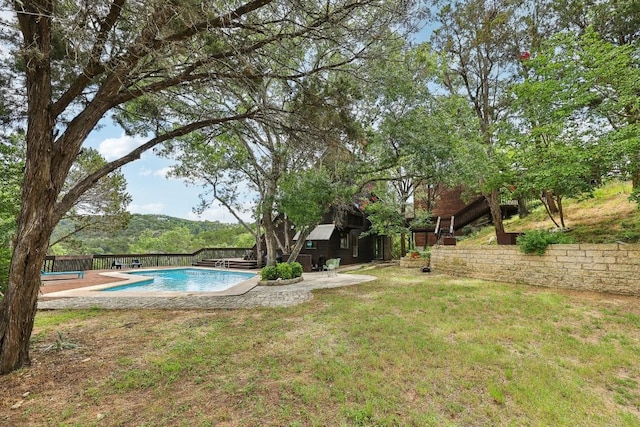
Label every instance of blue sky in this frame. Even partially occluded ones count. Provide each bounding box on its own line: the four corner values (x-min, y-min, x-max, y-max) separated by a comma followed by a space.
84, 123, 254, 223
85, 25, 434, 224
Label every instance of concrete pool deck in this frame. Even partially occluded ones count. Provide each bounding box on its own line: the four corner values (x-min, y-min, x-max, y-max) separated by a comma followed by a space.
37, 268, 377, 310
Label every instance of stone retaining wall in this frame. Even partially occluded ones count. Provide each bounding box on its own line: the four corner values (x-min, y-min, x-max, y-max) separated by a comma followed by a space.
258, 276, 304, 286
431, 244, 640, 296
399, 257, 429, 268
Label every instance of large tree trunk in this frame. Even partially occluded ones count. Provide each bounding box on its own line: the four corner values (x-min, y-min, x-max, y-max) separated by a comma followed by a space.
0, 0, 58, 373
631, 168, 640, 194
517, 196, 529, 218
0, 221, 55, 373
486, 189, 504, 234
0, 119, 59, 373
542, 189, 559, 214
262, 213, 279, 266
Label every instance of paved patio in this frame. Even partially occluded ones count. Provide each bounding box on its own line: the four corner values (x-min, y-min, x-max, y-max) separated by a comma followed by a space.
37, 268, 377, 310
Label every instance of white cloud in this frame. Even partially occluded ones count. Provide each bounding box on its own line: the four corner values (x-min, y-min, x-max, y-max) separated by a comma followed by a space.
129, 203, 166, 215
154, 167, 173, 178
138, 168, 153, 177
97, 133, 146, 161
186, 203, 254, 224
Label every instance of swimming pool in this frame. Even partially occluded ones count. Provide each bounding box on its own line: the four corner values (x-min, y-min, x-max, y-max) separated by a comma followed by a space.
102, 268, 256, 293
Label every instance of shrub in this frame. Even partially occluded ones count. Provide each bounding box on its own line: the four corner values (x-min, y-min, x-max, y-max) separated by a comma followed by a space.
290, 262, 303, 278
261, 265, 278, 281
517, 229, 575, 255
261, 262, 302, 281
276, 262, 293, 280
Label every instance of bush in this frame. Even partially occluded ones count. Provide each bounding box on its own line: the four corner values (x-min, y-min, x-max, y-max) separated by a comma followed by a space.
261, 262, 302, 281
260, 265, 278, 281
290, 262, 303, 278
517, 229, 575, 255
276, 262, 293, 280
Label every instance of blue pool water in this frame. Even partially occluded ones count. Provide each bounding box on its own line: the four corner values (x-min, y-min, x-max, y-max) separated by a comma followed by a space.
102, 268, 256, 292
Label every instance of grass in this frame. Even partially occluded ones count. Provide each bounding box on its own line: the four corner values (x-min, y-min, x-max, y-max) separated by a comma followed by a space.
3, 267, 640, 426
459, 180, 640, 245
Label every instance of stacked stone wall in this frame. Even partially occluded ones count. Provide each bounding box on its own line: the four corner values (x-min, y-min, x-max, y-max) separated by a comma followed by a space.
431, 244, 640, 296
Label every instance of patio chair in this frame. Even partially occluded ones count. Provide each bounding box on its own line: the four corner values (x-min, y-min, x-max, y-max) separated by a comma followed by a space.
130, 259, 143, 268
324, 258, 341, 276
111, 260, 124, 269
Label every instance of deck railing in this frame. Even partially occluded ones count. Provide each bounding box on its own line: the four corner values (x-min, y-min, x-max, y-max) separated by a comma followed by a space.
42, 247, 252, 272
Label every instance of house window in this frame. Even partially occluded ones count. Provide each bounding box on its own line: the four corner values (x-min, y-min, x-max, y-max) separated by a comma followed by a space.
340, 233, 350, 249
306, 240, 316, 249
352, 234, 359, 257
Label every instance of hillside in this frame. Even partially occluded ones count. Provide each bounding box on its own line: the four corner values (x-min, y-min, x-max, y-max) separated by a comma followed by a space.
50, 214, 252, 255
458, 181, 640, 245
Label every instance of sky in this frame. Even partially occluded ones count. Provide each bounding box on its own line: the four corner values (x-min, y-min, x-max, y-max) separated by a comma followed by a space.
85, 24, 434, 224
85, 123, 254, 224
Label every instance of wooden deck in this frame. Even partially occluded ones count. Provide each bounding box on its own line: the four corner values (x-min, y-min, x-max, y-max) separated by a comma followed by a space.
40, 269, 125, 295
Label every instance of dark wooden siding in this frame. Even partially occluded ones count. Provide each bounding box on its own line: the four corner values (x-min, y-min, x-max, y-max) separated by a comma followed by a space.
298, 227, 377, 267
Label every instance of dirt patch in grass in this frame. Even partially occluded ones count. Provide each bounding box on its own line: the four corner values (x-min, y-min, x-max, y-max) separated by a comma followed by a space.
1, 309, 253, 426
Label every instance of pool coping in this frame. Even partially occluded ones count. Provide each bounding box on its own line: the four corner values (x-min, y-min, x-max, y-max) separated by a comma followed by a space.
42, 266, 260, 298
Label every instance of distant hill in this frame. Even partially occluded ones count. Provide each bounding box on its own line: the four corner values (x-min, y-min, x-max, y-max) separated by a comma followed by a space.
50, 214, 253, 255
113, 214, 241, 237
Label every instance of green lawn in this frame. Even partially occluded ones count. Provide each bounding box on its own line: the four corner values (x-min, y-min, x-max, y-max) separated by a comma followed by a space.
4, 266, 640, 426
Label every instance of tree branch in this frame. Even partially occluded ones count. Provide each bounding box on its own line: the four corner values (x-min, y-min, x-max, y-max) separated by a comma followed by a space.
51, 0, 126, 117
54, 109, 257, 221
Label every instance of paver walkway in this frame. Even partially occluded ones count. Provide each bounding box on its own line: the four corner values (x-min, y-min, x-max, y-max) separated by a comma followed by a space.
37, 271, 376, 310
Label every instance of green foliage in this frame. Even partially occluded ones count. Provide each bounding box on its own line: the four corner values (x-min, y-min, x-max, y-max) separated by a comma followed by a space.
290, 262, 303, 278
279, 169, 343, 229
0, 134, 23, 248
510, 27, 640, 214
261, 262, 301, 281
0, 246, 10, 299
276, 263, 293, 280
260, 266, 278, 281
409, 210, 433, 229
50, 147, 132, 249
517, 230, 575, 255
0, 135, 22, 299
51, 214, 251, 254
362, 199, 408, 238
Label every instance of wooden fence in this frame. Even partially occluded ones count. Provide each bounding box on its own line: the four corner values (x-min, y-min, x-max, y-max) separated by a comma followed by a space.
42, 248, 252, 272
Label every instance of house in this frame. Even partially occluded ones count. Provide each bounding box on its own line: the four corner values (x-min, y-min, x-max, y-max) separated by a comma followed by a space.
411, 185, 475, 247
410, 184, 519, 247
294, 206, 392, 270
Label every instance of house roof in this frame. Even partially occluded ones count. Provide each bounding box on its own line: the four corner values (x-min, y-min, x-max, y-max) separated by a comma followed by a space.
293, 223, 336, 241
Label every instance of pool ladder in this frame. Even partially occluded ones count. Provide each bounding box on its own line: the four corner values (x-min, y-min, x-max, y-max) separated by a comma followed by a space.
213, 259, 229, 269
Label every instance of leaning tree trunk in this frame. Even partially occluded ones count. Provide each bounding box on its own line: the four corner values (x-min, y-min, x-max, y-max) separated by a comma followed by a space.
287, 225, 313, 263
486, 189, 504, 235
542, 189, 559, 214
631, 167, 640, 196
